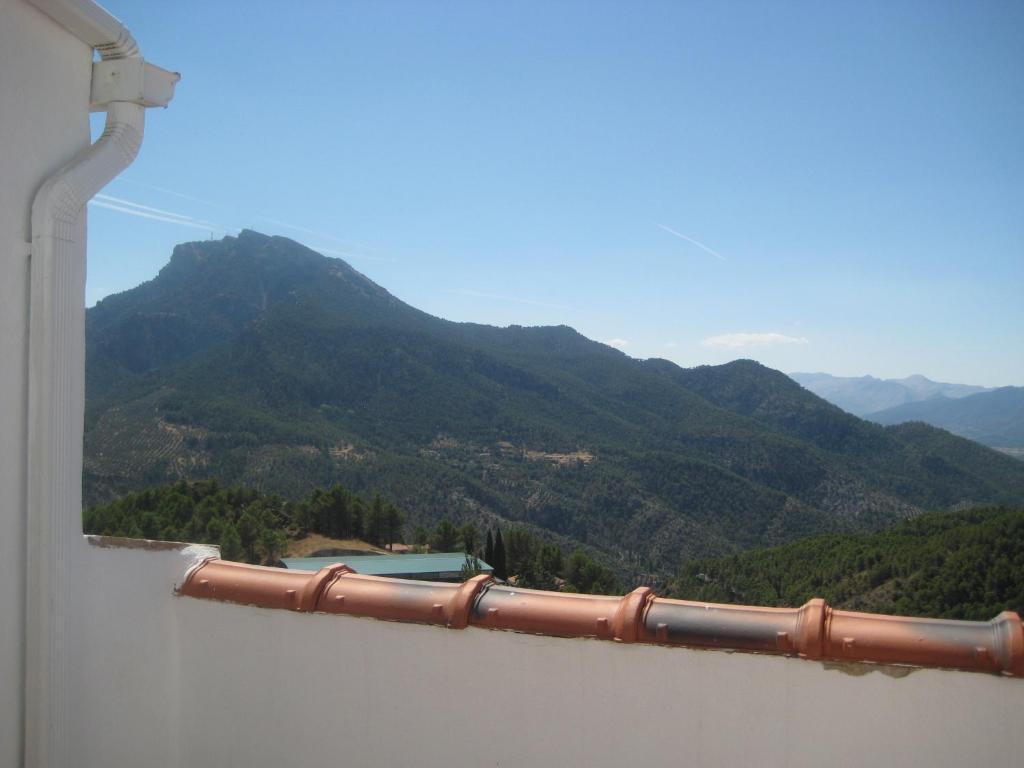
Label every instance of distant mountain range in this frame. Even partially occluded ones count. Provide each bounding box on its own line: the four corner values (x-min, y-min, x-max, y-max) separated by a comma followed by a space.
789, 372, 989, 417
867, 388, 1024, 452
790, 372, 1023, 456
84, 232, 1024, 580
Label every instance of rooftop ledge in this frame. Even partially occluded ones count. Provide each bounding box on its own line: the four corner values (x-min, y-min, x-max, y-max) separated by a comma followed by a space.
178, 557, 1024, 678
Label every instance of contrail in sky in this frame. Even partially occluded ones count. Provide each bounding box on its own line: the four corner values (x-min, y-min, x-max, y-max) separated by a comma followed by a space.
89, 198, 232, 233
655, 223, 726, 261
447, 289, 570, 311
95, 194, 221, 227
119, 177, 221, 207
115, 180, 373, 253
91, 192, 397, 269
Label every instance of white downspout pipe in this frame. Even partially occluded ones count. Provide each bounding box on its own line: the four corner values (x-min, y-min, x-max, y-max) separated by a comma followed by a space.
23, 3, 177, 765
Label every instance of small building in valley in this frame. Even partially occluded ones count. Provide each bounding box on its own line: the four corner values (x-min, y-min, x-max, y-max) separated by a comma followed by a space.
282, 552, 493, 582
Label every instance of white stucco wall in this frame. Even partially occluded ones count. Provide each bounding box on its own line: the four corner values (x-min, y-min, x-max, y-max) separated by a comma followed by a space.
67, 541, 216, 767
66, 544, 1023, 768
0, 2, 92, 766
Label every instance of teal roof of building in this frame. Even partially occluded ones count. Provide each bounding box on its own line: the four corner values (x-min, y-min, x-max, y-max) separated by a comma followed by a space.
281, 552, 492, 577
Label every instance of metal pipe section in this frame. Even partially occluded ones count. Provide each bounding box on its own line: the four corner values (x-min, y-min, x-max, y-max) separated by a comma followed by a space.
178, 559, 1024, 677
472, 584, 626, 639
320, 572, 491, 628
825, 608, 1024, 676
22, 8, 178, 761
26, 97, 156, 768
641, 597, 825, 656
179, 558, 337, 611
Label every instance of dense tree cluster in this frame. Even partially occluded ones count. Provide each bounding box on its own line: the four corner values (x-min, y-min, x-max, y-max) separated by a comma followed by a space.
84, 479, 620, 595
293, 487, 405, 548
671, 507, 1024, 620
83, 480, 404, 565
428, 518, 618, 594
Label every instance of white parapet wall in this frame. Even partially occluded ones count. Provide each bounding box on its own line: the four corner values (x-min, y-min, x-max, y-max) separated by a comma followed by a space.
65, 541, 1023, 768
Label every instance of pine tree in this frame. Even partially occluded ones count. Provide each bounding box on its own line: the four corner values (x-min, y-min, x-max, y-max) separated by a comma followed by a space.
219, 523, 243, 562
308, 488, 328, 533
368, 493, 385, 545
431, 519, 459, 552
326, 486, 351, 539
493, 528, 507, 581
386, 503, 404, 550
259, 527, 286, 566
459, 522, 478, 554
350, 498, 365, 540
484, 530, 494, 567
237, 511, 260, 563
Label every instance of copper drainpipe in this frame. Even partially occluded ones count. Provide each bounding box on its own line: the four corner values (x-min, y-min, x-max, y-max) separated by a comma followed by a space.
179, 558, 1024, 677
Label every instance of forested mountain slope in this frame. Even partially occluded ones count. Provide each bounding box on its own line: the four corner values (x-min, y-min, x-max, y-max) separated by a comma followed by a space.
84, 231, 1024, 580
671, 506, 1024, 620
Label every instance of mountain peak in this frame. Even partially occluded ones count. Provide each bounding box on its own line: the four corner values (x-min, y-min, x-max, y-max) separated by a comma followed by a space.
162, 230, 365, 286
87, 232, 436, 380
237, 228, 271, 241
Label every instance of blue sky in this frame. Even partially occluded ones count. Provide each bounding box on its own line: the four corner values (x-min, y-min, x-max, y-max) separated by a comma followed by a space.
87, 1, 1023, 386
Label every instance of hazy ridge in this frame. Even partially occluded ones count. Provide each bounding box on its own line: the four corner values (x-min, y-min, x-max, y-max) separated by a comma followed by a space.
790, 371, 989, 416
